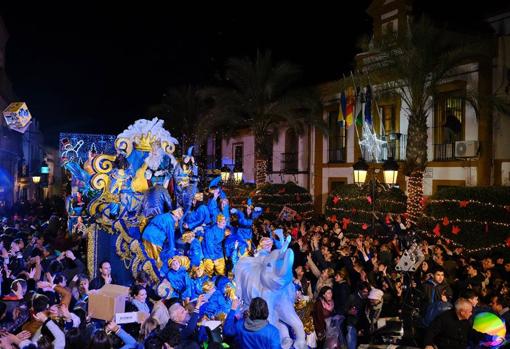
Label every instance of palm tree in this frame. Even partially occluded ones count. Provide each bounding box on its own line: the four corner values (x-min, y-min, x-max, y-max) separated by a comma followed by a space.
205, 50, 326, 186
149, 85, 211, 154
366, 16, 491, 222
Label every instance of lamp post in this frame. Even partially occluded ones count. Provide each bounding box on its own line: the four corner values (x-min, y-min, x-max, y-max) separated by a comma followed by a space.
353, 157, 399, 235
233, 165, 243, 185
220, 165, 231, 183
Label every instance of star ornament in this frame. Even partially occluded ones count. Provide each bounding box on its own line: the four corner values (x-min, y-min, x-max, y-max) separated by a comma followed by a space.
359, 123, 387, 162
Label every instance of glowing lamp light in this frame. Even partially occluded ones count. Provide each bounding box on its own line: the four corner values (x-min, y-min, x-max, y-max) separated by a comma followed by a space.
383, 157, 399, 186
353, 158, 369, 186
220, 165, 231, 182
32, 176, 41, 184
233, 165, 243, 184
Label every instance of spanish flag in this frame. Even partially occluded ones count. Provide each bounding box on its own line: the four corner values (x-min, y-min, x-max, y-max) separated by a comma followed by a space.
345, 87, 355, 127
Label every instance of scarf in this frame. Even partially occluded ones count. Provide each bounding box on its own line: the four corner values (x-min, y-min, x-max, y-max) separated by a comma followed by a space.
132, 299, 150, 314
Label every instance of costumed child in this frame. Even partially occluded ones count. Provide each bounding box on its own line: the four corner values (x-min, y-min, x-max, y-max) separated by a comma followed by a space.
201, 276, 236, 321
203, 214, 227, 276
224, 226, 248, 273
182, 192, 210, 235
165, 256, 192, 300
190, 264, 210, 300
181, 231, 203, 268
142, 207, 183, 269
231, 198, 263, 245
207, 176, 230, 225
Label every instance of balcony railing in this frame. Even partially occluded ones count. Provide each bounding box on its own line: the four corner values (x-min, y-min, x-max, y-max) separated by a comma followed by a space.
433, 143, 455, 161
329, 148, 346, 163
361, 132, 407, 162
281, 152, 298, 174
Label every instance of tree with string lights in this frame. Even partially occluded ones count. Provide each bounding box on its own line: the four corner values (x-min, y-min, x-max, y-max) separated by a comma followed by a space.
363, 17, 490, 222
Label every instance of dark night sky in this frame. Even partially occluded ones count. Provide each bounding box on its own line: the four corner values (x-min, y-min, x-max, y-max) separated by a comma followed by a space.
0, 2, 506, 146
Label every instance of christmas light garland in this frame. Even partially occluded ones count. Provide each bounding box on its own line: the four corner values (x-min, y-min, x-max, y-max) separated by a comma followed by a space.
406, 171, 424, 224
428, 199, 510, 210
422, 216, 510, 228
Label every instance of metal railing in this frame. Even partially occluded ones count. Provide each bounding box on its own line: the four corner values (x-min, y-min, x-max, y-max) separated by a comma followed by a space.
361, 132, 407, 162
433, 143, 455, 161
281, 152, 298, 174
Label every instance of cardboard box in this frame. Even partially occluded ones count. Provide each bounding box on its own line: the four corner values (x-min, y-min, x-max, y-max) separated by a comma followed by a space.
88, 284, 129, 321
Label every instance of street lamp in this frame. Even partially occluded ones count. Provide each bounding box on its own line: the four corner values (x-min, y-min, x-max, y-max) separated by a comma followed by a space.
352, 157, 400, 235
32, 176, 41, 184
233, 165, 243, 185
353, 158, 369, 186
220, 165, 231, 182
383, 157, 399, 187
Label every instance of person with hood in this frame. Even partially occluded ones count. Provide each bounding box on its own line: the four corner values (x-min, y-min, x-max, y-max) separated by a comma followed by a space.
207, 176, 230, 225
142, 207, 183, 268
183, 192, 211, 234
224, 226, 248, 272
166, 257, 192, 300
203, 214, 227, 276
230, 198, 263, 244
201, 276, 235, 320
181, 231, 203, 268
224, 297, 281, 349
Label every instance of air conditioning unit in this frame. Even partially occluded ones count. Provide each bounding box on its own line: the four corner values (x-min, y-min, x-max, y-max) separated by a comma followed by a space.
455, 141, 479, 158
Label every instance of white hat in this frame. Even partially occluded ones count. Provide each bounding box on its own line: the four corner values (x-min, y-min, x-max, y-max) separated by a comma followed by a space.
368, 288, 384, 301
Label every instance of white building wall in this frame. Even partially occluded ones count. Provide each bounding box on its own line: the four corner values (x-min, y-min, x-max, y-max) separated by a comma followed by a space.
221, 132, 256, 184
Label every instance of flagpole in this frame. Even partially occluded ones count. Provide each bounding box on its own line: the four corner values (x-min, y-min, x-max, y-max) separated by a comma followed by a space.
367, 72, 391, 159
350, 71, 363, 155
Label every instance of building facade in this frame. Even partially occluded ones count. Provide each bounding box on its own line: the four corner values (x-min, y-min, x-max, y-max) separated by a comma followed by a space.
207, 1, 510, 213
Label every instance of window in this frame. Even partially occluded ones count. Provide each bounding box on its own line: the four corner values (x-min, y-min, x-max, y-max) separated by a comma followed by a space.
380, 104, 396, 134
328, 110, 347, 163
214, 135, 222, 169
233, 143, 243, 169
434, 89, 465, 160
283, 129, 298, 173
330, 180, 346, 193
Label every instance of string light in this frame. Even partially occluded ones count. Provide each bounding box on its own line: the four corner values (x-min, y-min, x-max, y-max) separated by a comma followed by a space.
406, 171, 424, 223
418, 229, 507, 253
422, 216, 510, 228
329, 196, 406, 207
428, 199, 509, 210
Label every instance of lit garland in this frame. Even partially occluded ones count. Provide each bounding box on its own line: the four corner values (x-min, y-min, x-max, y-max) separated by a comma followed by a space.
418, 229, 507, 253
428, 199, 510, 210
330, 196, 406, 207
406, 171, 424, 223
423, 216, 510, 228
329, 207, 403, 217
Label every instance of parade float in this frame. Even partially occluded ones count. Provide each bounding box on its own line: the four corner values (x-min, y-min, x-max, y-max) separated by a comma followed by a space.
61, 118, 309, 349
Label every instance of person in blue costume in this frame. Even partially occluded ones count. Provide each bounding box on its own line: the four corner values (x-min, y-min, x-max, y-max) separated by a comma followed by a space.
142, 207, 183, 268
223, 297, 282, 349
173, 146, 199, 212
202, 214, 227, 276
166, 257, 192, 300
144, 140, 172, 187
224, 226, 248, 273
207, 176, 230, 225
201, 276, 236, 320
190, 264, 211, 300
181, 231, 203, 268
231, 198, 263, 245
183, 192, 210, 234
141, 185, 173, 219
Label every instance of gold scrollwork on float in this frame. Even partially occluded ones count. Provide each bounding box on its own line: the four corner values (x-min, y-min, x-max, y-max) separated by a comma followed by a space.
115, 137, 133, 156
161, 141, 175, 155
92, 154, 116, 174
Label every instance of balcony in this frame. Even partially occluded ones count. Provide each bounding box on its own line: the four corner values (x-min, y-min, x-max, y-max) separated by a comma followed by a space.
281, 152, 298, 174
361, 132, 407, 162
433, 143, 455, 161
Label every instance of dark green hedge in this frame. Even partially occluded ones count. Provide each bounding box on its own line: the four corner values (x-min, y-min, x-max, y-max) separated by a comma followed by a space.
224, 182, 314, 220
418, 186, 510, 249
325, 184, 407, 234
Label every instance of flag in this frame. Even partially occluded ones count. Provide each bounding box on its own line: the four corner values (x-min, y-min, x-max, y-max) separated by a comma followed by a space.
364, 85, 372, 125
355, 87, 364, 127
345, 87, 355, 127
337, 91, 346, 123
